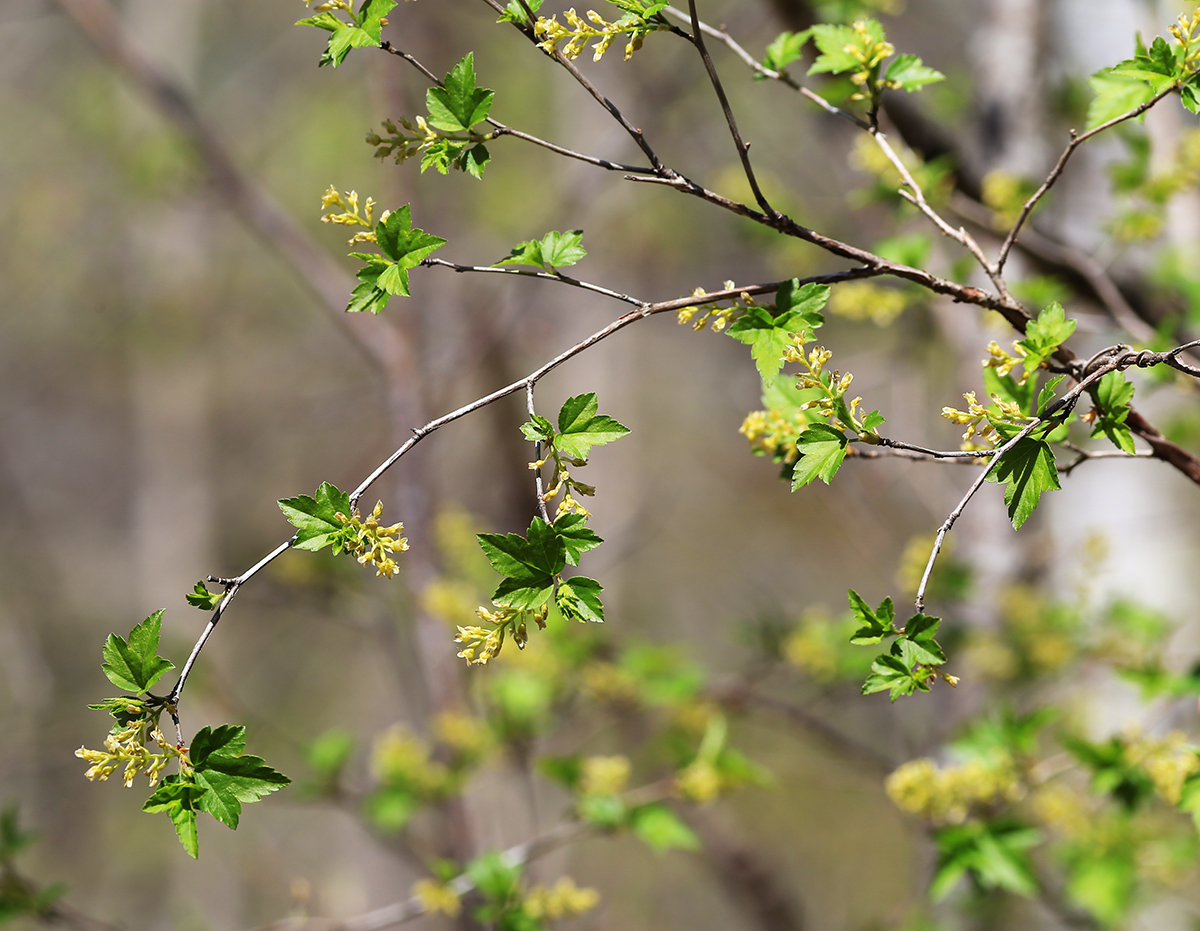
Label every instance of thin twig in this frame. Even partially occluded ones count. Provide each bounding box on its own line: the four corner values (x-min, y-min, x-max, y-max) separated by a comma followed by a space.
685, 0, 775, 217
527, 384, 552, 523
421, 258, 643, 304
995, 84, 1179, 273
660, 6, 869, 129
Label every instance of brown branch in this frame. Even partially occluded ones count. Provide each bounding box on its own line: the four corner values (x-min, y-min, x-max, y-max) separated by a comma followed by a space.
995, 85, 1180, 273
685, 0, 776, 217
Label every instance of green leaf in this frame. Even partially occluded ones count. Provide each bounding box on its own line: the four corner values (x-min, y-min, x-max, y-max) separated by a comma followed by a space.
190, 725, 291, 830
520, 414, 554, 443
497, 0, 544, 24
296, 12, 343, 32
578, 793, 627, 828
322, 25, 377, 68
371, 205, 446, 297
1035, 374, 1066, 416
726, 306, 796, 386
847, 589, 895, 644
185, 581, 223, 611
460, 143, 490, 179
861, 652, 930, 701
630, 804, 701, 852
552, 513, 603, 565
885, 54, 945, 91
554, 392, 629, 461
761, 29, 811, 74
1086, 70, 1156, 129
861, 410, 885, 433
727, 280, 824, 386
932, 821, 1042, 900
985, 437, 1061, 529
1090, 370, 1136, 454
1017, 302, 1076, 375
143, 775, 207, 858
899, 613, 946, 666
982, 363, 1038, 415
808, 22, 873, 75
791, 423, 848, 487
278, 481, 353, 552
498, 229, 587, 270
426, 53, 494, 132
478, 517, 566, 580
101, 610, 175, 694
356, 0, 396, 41
556, 576, 605, 623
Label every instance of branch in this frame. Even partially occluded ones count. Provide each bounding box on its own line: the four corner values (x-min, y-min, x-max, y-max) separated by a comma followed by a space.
685, 0, 776, 217
421, 258, 644, 305
527, 384, 552, 524
995, 84, 1180, 274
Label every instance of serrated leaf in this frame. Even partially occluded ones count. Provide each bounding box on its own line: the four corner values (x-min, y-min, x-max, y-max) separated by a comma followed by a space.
761, 29, 811, 74
1090, 370, 1137, 454
426, 53, 494, 132
101, 610, 175, 694
186, 581, 223, 611
630, 804, 701, 852
556, 576, 604, 623
896, 632, 946, 667
498, 230, 586, 270
374, 205, 446, 277
727, 307, 795, 385
552, 513, 603, 565
861, 410, 885, 433
278, 481, 353, 552
143, 775, 207, 858
296, 12, 343, 32
322, 25, 376, 68
461, 143, 490, 179
862, 652, 930, 701
791, 423, 848, 487
1017, 302, 1075, 375
478, 517, 564, 609
356, 0, 396, 40
1086, 70, 1156, 129
808, 23, 869, 75
885, 54, 945, 91
775, 279, 829, 328
847, 589, 895, 643
1036, 375, 1066, 416
189, 725, 290, 830
520, 415, 554, 442
986, 437, 1061, 529
553, 392, 629, 460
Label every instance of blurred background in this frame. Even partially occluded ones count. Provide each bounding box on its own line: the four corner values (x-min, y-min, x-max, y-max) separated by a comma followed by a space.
3, 0, 1200, 929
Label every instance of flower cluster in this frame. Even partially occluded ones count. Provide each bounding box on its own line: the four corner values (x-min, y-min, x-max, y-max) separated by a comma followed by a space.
335, 500, 409, 578
886, 754, 1022, 823
534, 5, 664, 62
319, 186, 378, 245
941, 390, 1028, 448
523, 878, 600, 921
676, 283, 755, 333
76, 724, 177, 789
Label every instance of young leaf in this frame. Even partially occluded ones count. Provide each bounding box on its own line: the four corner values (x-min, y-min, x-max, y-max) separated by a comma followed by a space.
1035, 374, 1066, 416
985, 437, 1061, 529
898, 614, 946, 666
556, 576, 605, 623
1089, 370, 1136, 454
861, 410, 886, 433
808, 23, 873, 75
847, 589, 895, 644
101, 610, 175, 694
761, 29, 811, 74
862, 652, 930, 701
885, 54, 945, 92
726, 306, 798, 386
498, 230, 587, 271
478, 517, 565, 609
357, 0, 397, 40
791, 424, 848, 488
554, 392, 630, 461
552, 512, 603, 565
1086, 70, 1156, 129
497, 0, 544, 23
278, 481, 353, 552
775, 280, 829, 330
630, 804, 701, 852
143, 775, 207, 858
186, 581, 223, 611
189, 725, 291, 830
1017, 302, 1076, 375
426, 53, 495, 133
372, 205, 447, 295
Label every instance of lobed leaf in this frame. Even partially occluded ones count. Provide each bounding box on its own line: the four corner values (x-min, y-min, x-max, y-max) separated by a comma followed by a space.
101, 610, 175, 694
985, 437, 1061, 529
791, 424, 848, 487
278, 481, 353, 552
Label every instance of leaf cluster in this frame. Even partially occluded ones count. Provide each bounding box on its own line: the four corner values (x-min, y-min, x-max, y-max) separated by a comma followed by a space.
297, 0, 397, 68
848, 590, 952, 700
